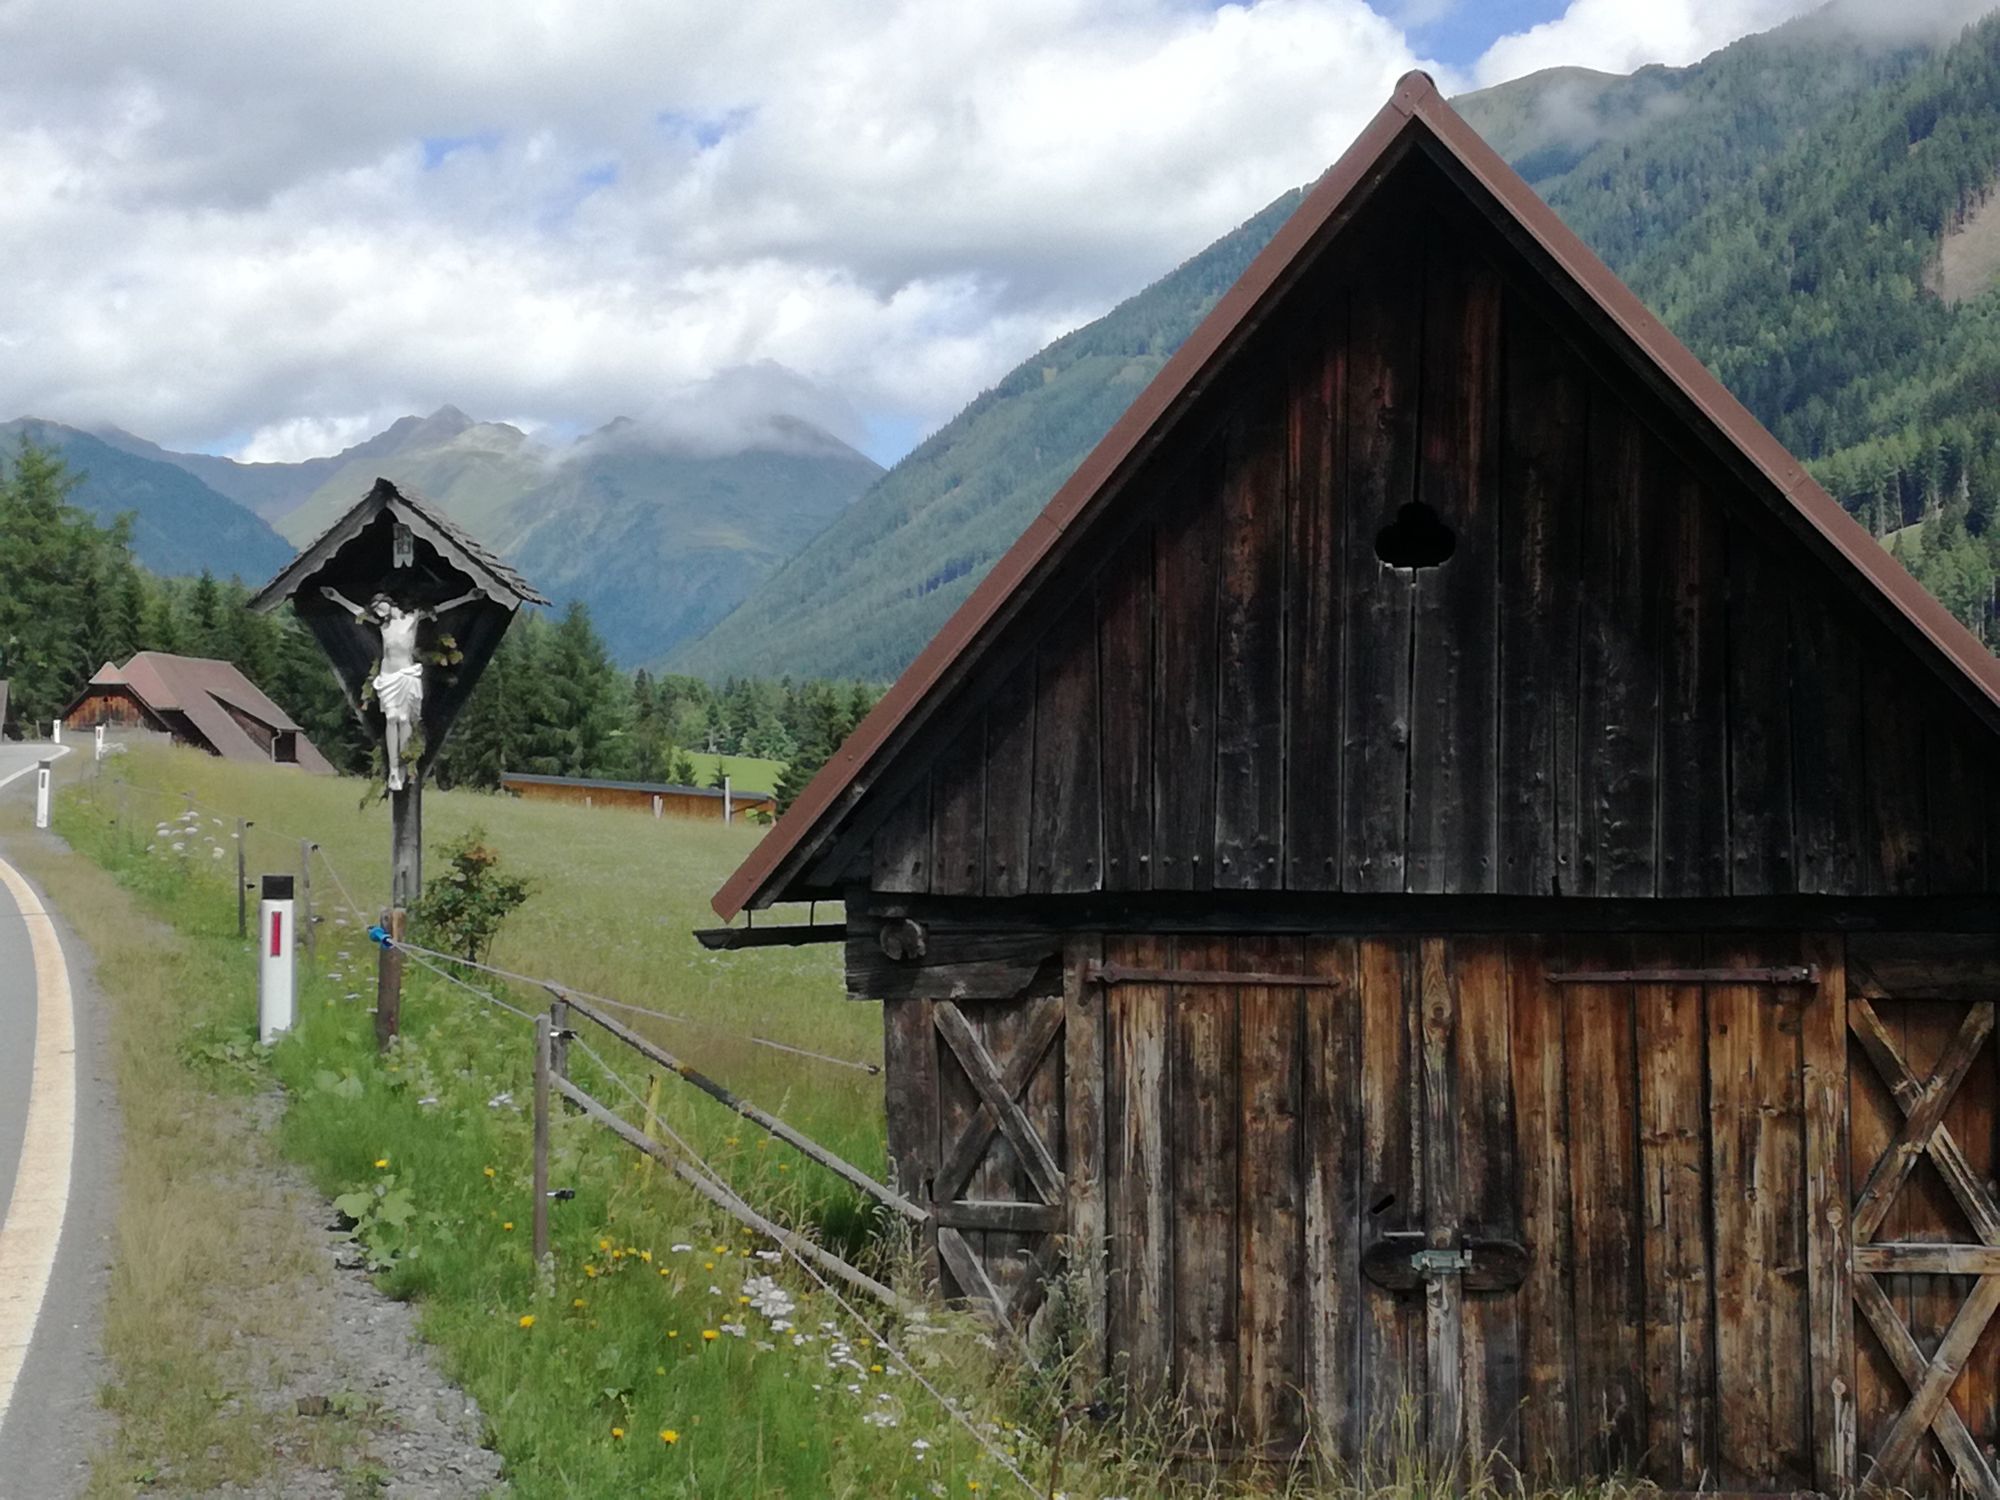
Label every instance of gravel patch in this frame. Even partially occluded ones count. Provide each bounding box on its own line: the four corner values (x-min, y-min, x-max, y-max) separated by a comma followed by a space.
190, 1092, 506, 1500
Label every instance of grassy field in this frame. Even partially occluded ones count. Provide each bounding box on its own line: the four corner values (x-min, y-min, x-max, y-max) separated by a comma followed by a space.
43, 745, 1639, 1498
680, 750, 784, 795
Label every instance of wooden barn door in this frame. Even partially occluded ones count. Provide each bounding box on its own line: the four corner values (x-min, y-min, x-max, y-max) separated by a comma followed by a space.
1089, 931, 1854, 1491
1846, 935, 2000, 1499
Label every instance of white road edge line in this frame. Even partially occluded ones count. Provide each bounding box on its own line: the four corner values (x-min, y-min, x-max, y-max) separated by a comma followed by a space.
0, 852, 77, 1431
0, 744, 73, 793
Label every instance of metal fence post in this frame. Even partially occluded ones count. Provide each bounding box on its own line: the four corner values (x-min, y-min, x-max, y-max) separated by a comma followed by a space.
299, 840, 317, 972
533, 1013, 553, 1279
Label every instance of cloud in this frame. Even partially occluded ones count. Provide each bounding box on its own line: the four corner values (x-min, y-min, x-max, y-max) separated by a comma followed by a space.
0, 0, 1435, 466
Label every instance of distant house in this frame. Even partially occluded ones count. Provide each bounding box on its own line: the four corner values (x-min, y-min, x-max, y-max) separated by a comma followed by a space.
500, 770, 775, 822
63, 652, 335, 772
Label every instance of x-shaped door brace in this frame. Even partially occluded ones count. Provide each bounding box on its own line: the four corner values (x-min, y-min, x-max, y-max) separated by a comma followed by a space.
1848, 998, 2000, 1500
929, 998, 1067, 1333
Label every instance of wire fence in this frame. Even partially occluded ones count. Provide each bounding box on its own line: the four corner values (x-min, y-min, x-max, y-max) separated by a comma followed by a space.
65, 756, 1042, 1496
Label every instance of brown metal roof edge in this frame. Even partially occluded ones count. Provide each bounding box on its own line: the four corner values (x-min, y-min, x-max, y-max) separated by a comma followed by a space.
707, 80, 1431, 921
1400, 81, 2000, 718
713, 69, 2000, 921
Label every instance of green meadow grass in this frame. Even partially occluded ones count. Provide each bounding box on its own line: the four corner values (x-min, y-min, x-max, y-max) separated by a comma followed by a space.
51, 745, 1649, 1499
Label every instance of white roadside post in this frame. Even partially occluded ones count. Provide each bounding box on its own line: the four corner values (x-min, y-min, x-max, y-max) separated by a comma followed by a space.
723, 774, 733, 824
50, 720, 60, 746
258, 873, 297, 1044
33, 760, 50, 830
93, 725, 105, 761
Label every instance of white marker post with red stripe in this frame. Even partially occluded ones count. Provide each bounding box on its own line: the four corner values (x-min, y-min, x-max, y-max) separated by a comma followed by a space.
258, 873, 296, 1044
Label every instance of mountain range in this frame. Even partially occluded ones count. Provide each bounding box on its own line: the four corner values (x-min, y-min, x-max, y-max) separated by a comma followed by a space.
677, 4, 2000, 679
16, 4, 2000, 682
6, 405, 881, 664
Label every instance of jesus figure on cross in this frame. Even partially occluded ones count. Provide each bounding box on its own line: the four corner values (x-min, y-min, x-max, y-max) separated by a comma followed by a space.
320, 585, 481, 789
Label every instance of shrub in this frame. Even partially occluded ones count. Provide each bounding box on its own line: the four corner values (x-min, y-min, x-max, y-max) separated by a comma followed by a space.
412, 827, 531, 963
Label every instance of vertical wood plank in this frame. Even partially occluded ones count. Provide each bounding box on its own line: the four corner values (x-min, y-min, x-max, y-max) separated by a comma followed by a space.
1105, 934, 1172, 1405
1925, 703, 1986, 895
930, 714, 987, 897
1303, 936, 1363, 1465
1099, 528, 1154, 893
984, 661, 1036, 898
1286, 302, 1345, 891
1565, 935, 1645, 1473
1790, 591, 1866, 895
1408, 240, 1501, 895
1215, 385, 1289, 892
1800, 931, 1856, 1497
1154, 466, 1221, 893
1454, 936, 1521, 1470
1340, 234, 1423, 894
1707, 932, 1813, 1490
1236, 935, 1305, 1454
1861, 643, 1927, 896
1726, 528, 1796, 895
872, 776, 933, 892
1657, 476, 1729, 898
1509, 935, 1579, 1481
1030, 596, 1102, 893
1632, 940, 1715, 1488
1497, 298, 1587, 898
1171, 934, 1238, 1438
1575, 400, 1661, 897
1359, 936, 1425, 1464
882, 997, 940, 1287
1064, 935, 1107, 1381
1419, 937, 1463, 1478
934, 991, 985, 1300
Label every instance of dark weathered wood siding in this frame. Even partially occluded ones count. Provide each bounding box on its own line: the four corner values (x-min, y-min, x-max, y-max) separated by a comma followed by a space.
858, 185, 1999, 904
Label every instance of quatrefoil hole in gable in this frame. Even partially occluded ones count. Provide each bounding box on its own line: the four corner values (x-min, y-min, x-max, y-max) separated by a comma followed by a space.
1374, 501, 1457, 569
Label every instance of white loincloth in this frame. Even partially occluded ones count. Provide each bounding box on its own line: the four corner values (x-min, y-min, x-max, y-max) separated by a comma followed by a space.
374, 663, 424, 723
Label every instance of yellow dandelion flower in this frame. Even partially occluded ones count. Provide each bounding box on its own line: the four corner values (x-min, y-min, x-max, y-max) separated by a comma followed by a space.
968, 1483, 981, 1493
668, 1329, 679, 1338
713, 1244, 728, 1254
656, 1365, 666, 1375
573, 1297, 588, 1309
703, 1261, 714, 1271
584, 1265, 599, 1279
517, 1314, 535, 1329
640, 1250, 653, 1263
599, 1238, 612, 1251
502, 1221, 514, 1231
870, 1364, 884, 1373
738, 1295, 751, 1306
659, 1428, 679, 1445
725, 1137, 739, 1147
756, 1139, 768, 1150
611, 1426, 625, 1440
373, 1158, 389, 1169
701, 1329, 719, 1342
778, 1164, 789, 1172
658, 1267, 670, 1278
611, 1249, 624, 1260
483, 1165, 495, 1178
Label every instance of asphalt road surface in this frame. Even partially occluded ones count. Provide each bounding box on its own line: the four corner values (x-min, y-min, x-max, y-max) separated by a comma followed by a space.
0, 748, 115, 1498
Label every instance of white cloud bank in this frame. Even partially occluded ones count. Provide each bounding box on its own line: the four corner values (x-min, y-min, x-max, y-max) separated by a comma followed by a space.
0, 0, 1978, 466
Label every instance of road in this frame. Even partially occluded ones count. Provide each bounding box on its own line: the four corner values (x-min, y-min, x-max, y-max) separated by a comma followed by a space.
0, 745, 114, 1497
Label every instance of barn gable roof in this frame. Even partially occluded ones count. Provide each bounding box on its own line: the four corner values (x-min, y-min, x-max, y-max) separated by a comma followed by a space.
714, 71, 2000, 920
65, 652, 337, 773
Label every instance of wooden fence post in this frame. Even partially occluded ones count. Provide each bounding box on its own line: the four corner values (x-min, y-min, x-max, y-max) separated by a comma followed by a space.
549, 992, 571, 1083
299, 840, 317, 972
236, 818, 248, 938
533, 1012, 553, 1280
374, 907, 405, 1051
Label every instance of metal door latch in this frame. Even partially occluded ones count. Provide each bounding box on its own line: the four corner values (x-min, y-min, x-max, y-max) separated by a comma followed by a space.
1409, 1247, 1472, 1277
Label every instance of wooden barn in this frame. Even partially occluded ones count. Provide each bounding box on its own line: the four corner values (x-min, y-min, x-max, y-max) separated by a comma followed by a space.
712, 76, 2000, 1496
500, 770, 775, 821
62, 652, 336, 772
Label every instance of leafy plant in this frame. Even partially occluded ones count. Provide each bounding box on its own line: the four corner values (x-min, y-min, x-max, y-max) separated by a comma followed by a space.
411, 826, 531, 964
331, 1177, 420, 1270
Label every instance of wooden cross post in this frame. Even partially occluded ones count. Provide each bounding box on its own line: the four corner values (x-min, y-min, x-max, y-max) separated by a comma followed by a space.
374, 908, 405, 1051
391, 783, 421, 912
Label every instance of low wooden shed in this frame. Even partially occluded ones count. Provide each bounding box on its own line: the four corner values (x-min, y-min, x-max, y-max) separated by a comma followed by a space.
713, 76, 2000, 1496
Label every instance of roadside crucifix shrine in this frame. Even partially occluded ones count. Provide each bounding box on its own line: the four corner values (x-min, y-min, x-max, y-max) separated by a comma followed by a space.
251, 476, 547, 915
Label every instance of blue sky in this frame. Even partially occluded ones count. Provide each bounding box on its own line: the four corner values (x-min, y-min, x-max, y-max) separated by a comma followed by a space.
1393, 1, 1570, 69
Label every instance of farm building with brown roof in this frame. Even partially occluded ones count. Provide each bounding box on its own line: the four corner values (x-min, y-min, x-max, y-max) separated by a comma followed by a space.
63, 652, 335, 772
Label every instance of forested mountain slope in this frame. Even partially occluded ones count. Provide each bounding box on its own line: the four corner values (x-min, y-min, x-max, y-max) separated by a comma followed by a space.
677, 6, 1997, 681
0, 419, 293, 581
